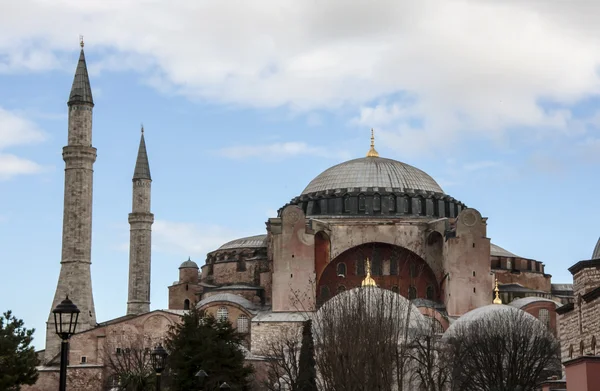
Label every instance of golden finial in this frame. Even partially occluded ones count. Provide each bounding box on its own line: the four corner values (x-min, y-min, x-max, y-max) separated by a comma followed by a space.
79, 35, 84, 48
493, 278, 502, 304
361, 258, 377, 287
366, 128, 379, 157
141, 123, 144, 134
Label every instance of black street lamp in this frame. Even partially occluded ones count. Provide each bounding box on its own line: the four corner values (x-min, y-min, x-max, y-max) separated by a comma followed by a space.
220, 382, 231, 390
52, 296, 80, 391
151, 344, 168, 391
195, 369, 208, 390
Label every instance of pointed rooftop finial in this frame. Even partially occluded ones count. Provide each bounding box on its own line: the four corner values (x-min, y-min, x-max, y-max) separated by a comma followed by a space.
80, 35, 84, 48
361, 258, 377, 287
493, 277, 502, 304
133, 128, 152, 181
68, 40, 94, 106
366, 128, 379, 157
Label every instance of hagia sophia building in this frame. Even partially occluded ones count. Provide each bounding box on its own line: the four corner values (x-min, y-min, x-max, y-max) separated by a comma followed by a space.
28, 44, 600, 391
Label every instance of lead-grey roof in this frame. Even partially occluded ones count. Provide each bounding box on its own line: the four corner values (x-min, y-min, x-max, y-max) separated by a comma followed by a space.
301, 157, 444, 195
133, 132, 151, 180
508, 297, 560, 309
196, 293, 259, 312
68, 49, 94, 106
179, 258, 198, 269
593, 237, 600, 259
217, 234, 267, 250
490, 243, 519, 258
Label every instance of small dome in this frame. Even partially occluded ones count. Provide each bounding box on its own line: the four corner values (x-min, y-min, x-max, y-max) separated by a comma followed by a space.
302, 157, 444, 195
593, 237, 600, 259
217, 234, 267, 251
314, 287, 426, 335
179, 258, 198, 269
444, 304, 536, 338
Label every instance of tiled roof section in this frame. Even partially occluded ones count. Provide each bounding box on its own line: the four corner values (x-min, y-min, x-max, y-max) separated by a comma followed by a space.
593, 237, 600, 259
302, 157, 444, 195
217, 234, 267, 250
68, 49, 94, 106
508, 297, 560, 309
490, 243, 519, 258
133, 133, 151, 180
196, 293, 259, 311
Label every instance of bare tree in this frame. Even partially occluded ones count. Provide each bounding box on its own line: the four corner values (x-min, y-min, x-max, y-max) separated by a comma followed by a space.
407, 324, 451, 391
311, 287, 426, 391
263, 326, 303, 391
103, 335, 155, 391
444, 309, 561, 391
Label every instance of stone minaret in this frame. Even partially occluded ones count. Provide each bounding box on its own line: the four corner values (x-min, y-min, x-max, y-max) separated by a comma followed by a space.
126, 128, 154, 315
45, 42, 97, 363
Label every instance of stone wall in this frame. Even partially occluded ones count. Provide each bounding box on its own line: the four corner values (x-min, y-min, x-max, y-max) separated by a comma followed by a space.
250, 320, 303, 356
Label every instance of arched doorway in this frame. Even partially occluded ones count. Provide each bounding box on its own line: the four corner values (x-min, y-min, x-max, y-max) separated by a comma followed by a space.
316, 242, 440, 306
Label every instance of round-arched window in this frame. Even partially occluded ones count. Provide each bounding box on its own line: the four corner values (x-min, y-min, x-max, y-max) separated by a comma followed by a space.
337, 263, 347, 277
217, 306, 229, 322
237, 315, 249, 333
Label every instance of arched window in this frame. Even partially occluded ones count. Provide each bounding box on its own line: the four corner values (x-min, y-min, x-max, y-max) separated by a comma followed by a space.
409, 263, 417, 279
592, 336, 597, 355
426, 285, 434, 300
373, 194, 381, 212
569, 345, 574, 359
186, 284, 189, 291
506, 259, 512, 270
372, 257, 382, 276
580, 340, 585, 356
391, 285, 399, 293
337, 285, 346, 294
538, 308, 550, 329
344, 195, 351, 213
217, 306, 229, 322
356, 259, 366, 276
389, 195, 396, 213
390, 258, 398, 275
358, 194, 366, 212
408, 286, 417, 300
184, 299, 190, 310
426, 316, 444, 334
237, 315, 249, 333
337, 263, 347, 277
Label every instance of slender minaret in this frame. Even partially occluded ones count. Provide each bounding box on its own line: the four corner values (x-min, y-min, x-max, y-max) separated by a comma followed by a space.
45, 40, 97, 363
127, 126, 154, 315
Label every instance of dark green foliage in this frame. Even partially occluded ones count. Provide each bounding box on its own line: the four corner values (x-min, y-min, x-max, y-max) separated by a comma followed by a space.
297, 320, 317, 391
165, 307, 253, 390
0, 311, 39, 391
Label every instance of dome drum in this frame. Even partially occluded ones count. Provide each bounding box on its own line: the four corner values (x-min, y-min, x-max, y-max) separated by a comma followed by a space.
286, 189, 465, 218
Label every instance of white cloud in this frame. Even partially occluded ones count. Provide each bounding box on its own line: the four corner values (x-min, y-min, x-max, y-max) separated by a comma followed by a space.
0, 107, 47, 180
152, 220, 249, 260
217, 141, 350, 161
0, 154, 45, 180
0, 107, 46, 149
2, 1, 600, 153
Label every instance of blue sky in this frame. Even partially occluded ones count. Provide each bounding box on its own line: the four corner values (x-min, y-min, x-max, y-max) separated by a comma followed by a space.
1, 1, 600, 349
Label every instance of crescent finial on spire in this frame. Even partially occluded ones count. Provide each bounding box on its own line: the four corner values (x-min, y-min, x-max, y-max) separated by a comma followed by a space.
80, 35, 84, 48
366, 128, 379, 157
493, 277, 502, 304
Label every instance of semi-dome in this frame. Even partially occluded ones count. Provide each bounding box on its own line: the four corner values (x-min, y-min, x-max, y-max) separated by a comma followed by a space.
302, 157, 444, 195
217, 234, 267, 251
593, 237, 600, 259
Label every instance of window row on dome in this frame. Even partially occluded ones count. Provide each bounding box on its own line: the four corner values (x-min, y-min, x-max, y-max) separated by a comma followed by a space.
215, 306, 250, 333
298, 193, 464, 218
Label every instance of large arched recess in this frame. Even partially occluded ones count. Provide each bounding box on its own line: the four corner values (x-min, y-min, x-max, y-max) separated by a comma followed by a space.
316, 242, 440, 307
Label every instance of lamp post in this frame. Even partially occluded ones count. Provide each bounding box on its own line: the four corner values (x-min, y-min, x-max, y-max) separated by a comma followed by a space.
151, 344, 168, 391
195, 369, 208, 390
220, 382, 231, 390
52, 296, 80, 391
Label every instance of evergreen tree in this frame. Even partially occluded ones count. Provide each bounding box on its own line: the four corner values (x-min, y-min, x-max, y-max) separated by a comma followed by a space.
296, 319, 317, 391
164, 307, 253, 390
0, 311, 39, 390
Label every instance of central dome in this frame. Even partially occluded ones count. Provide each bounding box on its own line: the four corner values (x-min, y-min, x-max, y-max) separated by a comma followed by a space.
302, 156, 444, 195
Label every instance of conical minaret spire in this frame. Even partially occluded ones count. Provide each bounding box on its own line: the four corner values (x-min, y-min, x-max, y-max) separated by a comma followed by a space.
68, 39, 94, 106
133, 126, 151, 180
46, 42, 97, 364
127, 126, 154, 315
